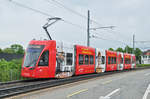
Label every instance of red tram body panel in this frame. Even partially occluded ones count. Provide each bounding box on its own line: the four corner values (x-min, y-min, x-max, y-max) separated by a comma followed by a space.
105, 50, 117, 71
21, 40, 56, 78
75, 45, 95, 75
124, 53, 131, 69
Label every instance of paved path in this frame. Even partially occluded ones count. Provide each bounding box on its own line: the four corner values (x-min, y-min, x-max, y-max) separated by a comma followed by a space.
12, 69, 150, 99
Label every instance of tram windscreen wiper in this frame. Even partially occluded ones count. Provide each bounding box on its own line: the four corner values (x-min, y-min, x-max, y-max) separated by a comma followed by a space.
28, 59, 38, 67
24, 59, 38, 67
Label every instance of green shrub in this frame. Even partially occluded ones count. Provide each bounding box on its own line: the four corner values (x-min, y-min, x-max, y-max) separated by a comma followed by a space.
0, 59, 23, 82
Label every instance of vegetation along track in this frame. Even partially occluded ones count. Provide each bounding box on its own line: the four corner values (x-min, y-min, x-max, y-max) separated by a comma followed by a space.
0, 66, 150, 98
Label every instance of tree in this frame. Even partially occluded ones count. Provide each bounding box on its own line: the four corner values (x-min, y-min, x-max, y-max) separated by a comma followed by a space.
134, 48, 142, 64
108, 48, 114, 51
3, 48, 14, 54
0, 48, 3, 53
1, 44, 24, 54
124, 46, 133, 54
10, 44, 24, 54
116, 47, 124, 52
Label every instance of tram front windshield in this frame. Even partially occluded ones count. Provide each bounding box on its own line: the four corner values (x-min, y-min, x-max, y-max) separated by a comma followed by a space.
23, 45, 45, 67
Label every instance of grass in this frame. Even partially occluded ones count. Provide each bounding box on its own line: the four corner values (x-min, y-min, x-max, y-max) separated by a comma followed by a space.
136, 64, 150, 67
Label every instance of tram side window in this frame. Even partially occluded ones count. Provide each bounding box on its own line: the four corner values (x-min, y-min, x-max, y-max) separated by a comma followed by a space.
101, 56, 105, 64
108, 57, 111, 64
132, 58, 135, 64
127, 59, 129, 64
133, 58, 136, 64
111, 57, 114, 64
85, 55, 89, 65
66, 53, 73, 65
79, 54, 84, 65
125, 58, 131, 64
90, 55, 94, 64
114, 57, 116, 64
108, 57, 116, 64
38, 50, 49, 66
121, 58, 123, 64
125, 58, 127, 64
129, 59, 131, 64
132, 59, 133, 64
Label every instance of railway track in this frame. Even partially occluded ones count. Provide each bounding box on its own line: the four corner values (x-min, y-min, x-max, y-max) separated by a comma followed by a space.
0, 66, 150, 98
0, 79, 50, 89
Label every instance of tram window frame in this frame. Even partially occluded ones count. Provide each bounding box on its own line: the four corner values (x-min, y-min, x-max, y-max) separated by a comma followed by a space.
66, 53, 73, 65
90, 55, 94, 65
79, 54, 84, 65
38, 50, 49, 66
85, 55, 89, 65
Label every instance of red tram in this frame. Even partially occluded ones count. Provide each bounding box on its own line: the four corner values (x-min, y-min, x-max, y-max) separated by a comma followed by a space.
21, 40, 136, 78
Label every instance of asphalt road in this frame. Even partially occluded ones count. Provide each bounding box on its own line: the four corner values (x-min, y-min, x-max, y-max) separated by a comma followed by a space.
12, 69, 150, 99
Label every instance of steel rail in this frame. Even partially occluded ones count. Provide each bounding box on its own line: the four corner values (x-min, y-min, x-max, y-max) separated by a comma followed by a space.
0, 79, 35, 86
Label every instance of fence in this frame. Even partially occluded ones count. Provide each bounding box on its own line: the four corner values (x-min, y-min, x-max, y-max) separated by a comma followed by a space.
0, 53, 25, 82
0, 70, 28, 82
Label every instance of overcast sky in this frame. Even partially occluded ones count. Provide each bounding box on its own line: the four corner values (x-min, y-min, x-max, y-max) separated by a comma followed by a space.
0, 0, 150, 50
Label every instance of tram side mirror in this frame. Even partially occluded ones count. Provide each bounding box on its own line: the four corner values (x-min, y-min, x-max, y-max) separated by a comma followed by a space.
38, 50, 49, 66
